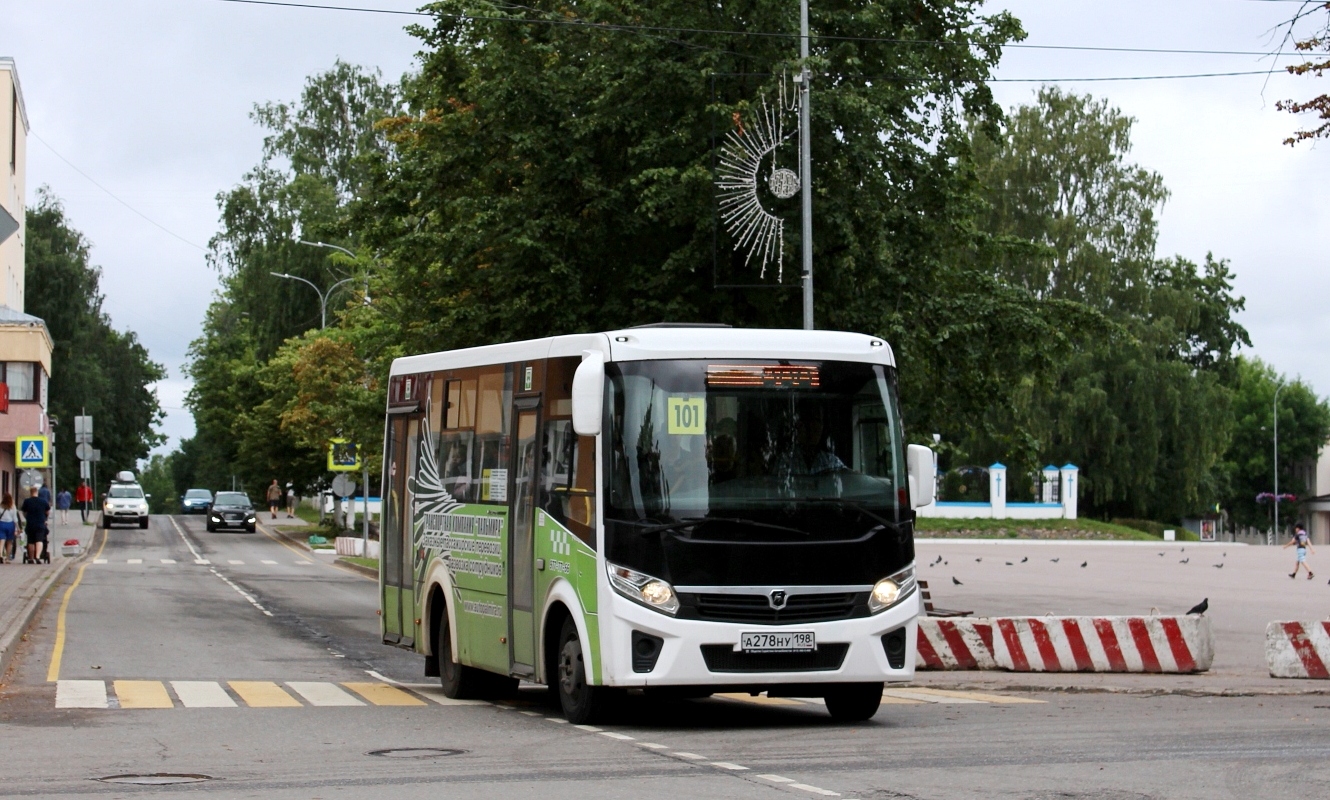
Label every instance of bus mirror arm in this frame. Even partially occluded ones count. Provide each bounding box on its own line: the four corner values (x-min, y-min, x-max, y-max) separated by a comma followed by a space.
906, 444, 936, 509
572, 351, 606, 436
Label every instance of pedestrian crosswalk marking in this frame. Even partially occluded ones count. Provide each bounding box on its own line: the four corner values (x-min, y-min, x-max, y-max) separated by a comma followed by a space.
262, 560, 277, 565
195, 559, 210, 564
228, 681, 302, 708
56, 680, 107, 709
288, 682, 364, 707
126, 559, 142, 565
344, 682, 426, 706
172, 681, 237, 708
114, 680, 173, 709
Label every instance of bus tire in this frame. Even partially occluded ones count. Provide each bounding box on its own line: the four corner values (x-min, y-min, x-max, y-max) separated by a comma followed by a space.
556, 616, 610, 724
823, 682, 884, 722
437, 604, 484, 699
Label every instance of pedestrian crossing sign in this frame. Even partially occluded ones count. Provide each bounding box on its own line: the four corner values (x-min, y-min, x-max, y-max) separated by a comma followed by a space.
16, 435, 49, 467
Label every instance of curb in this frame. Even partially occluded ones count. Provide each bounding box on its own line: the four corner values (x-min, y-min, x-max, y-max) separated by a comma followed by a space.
0, 550, 81, 680
911, 679, 1330, 697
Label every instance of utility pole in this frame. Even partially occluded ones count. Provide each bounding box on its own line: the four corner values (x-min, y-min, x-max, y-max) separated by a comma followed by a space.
1273, 382, 1286, 546
799, 0, 814, 330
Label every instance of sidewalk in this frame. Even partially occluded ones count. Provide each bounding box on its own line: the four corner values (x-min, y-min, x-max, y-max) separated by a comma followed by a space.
0, 512, 93, 679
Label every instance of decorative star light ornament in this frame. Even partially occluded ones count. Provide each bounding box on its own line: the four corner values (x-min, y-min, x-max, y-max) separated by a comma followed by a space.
716, 77, 801, 280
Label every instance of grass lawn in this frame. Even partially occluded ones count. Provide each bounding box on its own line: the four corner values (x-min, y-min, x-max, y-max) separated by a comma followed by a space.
914, 516, 1196, 541
340, 556, 378, 571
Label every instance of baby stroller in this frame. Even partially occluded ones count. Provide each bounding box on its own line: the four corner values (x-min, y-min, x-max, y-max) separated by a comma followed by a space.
22, 527, 51, 564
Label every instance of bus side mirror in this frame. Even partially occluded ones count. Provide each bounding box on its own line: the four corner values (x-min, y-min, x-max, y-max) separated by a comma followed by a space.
906, 444, 935, 509
572, 351, 606, 437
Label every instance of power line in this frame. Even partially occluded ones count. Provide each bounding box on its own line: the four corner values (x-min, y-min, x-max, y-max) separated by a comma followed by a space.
31, 132, 207, 252
992, 70, 1273, 83
210, 0, 1323, 58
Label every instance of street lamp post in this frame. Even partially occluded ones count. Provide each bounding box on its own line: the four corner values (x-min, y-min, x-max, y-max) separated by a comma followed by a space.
269, 272, 353, 330
798, 0, 813, 330
1273, 382, 1286, 547
298, 239, 371, 305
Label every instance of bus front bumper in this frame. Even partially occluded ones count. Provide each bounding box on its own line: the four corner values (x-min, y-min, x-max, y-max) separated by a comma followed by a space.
599, 588, 921, 688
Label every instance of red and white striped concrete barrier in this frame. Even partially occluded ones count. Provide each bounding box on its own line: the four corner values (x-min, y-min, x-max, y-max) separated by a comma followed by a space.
992, 616, 1213, 673
916, 618, 996, 670
1266, 621, 1330, 678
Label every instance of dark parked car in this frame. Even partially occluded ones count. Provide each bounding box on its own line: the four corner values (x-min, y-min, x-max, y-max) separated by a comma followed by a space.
207, 492, 257, 533
179, 488, 213, 515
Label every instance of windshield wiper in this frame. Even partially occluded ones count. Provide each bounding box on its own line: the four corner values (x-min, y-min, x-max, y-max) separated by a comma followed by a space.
804, 497, 897, 528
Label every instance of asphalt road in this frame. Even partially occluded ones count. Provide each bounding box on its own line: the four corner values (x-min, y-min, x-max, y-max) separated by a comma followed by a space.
1, 518, 1328, 799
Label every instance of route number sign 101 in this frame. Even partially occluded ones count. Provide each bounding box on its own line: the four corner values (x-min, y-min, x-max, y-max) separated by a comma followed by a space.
667, 397, 705, 435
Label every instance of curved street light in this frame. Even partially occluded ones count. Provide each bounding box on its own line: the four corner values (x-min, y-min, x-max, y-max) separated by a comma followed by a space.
298, 239, 371, 305
269, 271, 354, 330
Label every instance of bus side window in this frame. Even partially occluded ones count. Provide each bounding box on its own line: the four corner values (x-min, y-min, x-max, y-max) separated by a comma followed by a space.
472, 366, 512, 503
540, 419, 596, 547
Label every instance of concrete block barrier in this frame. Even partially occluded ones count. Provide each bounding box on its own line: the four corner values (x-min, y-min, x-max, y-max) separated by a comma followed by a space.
1266, 621, 1330, 678
916, 618, 997, 670
992, 616, 1213, 673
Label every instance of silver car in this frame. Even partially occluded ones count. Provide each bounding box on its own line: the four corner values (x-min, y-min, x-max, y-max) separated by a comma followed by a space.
102, 483, 150, 529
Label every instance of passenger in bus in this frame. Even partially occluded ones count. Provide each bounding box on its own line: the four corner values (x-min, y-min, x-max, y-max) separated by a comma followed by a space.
776, 402, 847, 476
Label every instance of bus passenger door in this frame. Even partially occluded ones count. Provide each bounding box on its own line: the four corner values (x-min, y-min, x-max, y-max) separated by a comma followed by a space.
508, 400, 541, 674
382, 414, 414, 646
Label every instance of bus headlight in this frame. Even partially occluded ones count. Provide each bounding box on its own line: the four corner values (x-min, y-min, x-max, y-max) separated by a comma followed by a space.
868, 566, 916, 614
607, 562, 679, 615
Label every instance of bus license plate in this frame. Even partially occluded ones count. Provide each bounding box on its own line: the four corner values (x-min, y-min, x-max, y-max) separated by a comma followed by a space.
740, 632, 816, 653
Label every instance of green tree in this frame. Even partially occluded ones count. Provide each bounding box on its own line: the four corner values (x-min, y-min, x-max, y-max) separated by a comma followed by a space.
185, 61, 402, 495
1220, 357, 1330, 532
356, 0, 1080, 441
965, 89, 1249, 519
138, 452, 178, 514
24, 188, 165, 488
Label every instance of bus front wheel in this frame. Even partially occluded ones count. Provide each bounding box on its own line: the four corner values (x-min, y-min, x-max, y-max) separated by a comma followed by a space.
556, 616, 610, 724
824, 682, 884, 722
437, 606, 484, 699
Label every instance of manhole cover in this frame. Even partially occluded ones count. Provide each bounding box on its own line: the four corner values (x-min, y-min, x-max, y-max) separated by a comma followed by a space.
97, 774, 214, 785
367, 747, 465, 759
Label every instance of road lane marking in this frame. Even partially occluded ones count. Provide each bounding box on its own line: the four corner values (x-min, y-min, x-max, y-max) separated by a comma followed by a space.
294, 561, 312, 565
172, 681, 237, 708
883, 688, 984, 704
114, 680, 174, 709
715, 692, 806, 706
194, 558, 210, 564
48, 528, 107, 682
599, 731, 635, 740
126, 558, 142, 564
878, 695, 926, 705
160, 559, 176, 564
903, 687, 1045, 704
261, 560, 277, 564
56, 680, 107, 708
711, 762, 749, 770
637, 743, 669, 749
288, 682, 365, 707
758, 775, 796, 783
93, 559, 107, 564
228, 560, 244, 565
229, 681, 302, 707
209, 567, 273, 616
789, 784, 839, 796
343, 682, 427, 706
673, 752, 706, 759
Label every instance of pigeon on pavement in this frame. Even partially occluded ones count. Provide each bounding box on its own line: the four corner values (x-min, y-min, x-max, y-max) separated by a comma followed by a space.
1021, 557, 1028, 563
952, 577, 963, 586
1005, 562, 1013, 566
1186, 598, 1208, 615
1180, 558, 1189, 564
1051, 558, 1059, 563
1080, 561, 1088, 568
1213, 563, 1224, 569
975, 558, 982, 562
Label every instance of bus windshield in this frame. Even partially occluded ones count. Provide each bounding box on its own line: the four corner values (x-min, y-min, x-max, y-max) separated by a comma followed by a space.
604, 359, 907, 541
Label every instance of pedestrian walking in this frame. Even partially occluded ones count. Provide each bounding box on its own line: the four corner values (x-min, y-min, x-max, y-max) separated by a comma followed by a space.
75, 480, 93, 524
285, 483, 296, 519
56, 487, 72, 525
1283, 522, 1315, 580
266, 479, 282, 520
19, 486, 50, 564
37, 482, 51, 508
0, 494, 16, 563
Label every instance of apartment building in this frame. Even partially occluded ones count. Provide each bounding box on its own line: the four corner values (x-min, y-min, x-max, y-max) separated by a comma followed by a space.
0, 58, 54, 499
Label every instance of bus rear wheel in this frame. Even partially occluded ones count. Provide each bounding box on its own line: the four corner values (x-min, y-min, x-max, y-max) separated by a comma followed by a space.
824, 682, 884, 722
437, 606, 485, 699
556, 616, 610, 724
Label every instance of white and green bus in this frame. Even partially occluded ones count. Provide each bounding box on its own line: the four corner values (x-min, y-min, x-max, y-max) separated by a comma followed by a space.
380, 326, 935, 722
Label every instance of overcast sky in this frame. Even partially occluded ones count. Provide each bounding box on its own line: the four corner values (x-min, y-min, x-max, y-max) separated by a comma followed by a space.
1, 0, 1326, 457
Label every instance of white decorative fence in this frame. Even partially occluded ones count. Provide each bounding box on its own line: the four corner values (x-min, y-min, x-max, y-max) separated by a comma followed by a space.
916, 463, 1078, 520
